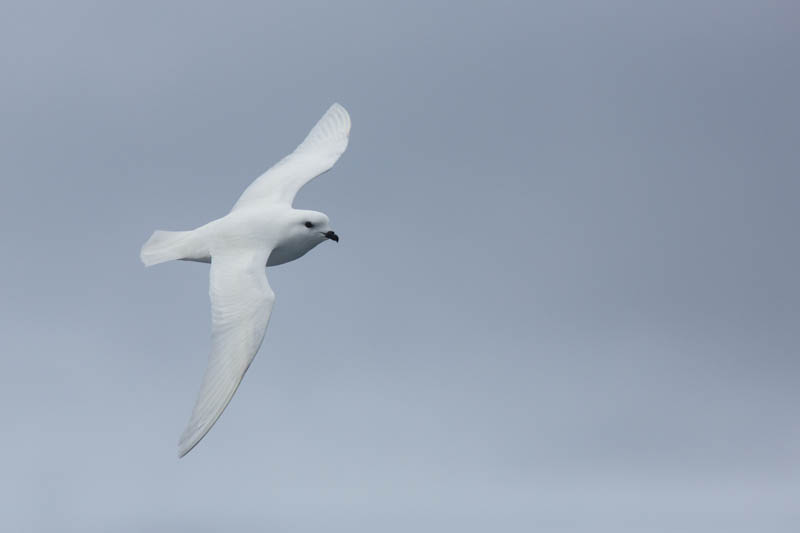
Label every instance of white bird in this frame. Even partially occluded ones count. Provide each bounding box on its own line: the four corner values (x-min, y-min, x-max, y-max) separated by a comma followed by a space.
140, 103, 350, 457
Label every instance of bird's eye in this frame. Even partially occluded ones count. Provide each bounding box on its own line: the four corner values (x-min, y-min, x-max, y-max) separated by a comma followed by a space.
304, 221, 314, 228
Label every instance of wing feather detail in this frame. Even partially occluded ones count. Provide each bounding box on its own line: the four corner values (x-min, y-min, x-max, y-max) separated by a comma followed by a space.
232, 103, 351, 209
177, 251, 275, 457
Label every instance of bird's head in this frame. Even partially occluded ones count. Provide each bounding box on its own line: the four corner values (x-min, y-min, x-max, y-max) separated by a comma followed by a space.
290, 209, 338, 244
266, 208, 339, 267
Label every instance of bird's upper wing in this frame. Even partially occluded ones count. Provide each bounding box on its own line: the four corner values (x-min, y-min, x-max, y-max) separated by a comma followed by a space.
178, 251, 275, 457
232, 103, 351, 210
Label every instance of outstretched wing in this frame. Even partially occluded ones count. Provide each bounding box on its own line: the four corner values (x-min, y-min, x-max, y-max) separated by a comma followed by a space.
178, 251, 275, 457
232, 103, 351, 209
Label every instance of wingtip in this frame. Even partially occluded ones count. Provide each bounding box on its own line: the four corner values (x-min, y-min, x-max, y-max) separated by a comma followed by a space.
328, 102, 351, 133
177, 426, 203, 458
177, 436, 196, 458
177, 438, 189, 458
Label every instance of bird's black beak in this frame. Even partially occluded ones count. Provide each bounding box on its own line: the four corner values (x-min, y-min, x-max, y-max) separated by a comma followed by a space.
324, 230, 339, 242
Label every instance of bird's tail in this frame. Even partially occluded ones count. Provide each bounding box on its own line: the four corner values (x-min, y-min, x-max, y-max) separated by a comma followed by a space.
140, 230, 198, 266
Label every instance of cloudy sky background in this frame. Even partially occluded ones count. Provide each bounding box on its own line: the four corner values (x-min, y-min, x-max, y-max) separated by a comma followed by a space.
1, 1, 798, 531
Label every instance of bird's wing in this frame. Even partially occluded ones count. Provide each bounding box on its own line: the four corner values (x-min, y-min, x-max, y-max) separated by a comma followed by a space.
232, 103, 351, 210
178, 251, 276, 457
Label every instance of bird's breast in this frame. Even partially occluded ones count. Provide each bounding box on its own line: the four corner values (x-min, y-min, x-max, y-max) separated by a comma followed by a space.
266, 237, 318, 266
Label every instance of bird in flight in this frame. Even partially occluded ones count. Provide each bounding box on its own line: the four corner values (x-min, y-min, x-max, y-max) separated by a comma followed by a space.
140, 103, 351, 457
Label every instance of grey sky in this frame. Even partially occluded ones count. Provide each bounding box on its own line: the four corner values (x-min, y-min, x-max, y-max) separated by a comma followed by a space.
1, 1, 798, 531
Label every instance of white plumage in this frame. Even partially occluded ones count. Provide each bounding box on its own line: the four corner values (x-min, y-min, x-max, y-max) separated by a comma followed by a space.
233, 103, 351, 209
141, 103, 350, 457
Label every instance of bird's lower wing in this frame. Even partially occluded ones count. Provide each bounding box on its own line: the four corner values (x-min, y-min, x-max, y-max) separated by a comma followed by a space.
178, 251, 275, 457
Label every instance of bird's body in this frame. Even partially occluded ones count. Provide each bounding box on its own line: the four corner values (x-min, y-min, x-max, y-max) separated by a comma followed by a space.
140, 103, 350, 457
151, 206, 330, 266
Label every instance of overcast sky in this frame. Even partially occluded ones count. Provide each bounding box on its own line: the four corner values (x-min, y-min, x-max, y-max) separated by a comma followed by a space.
1, 1, 798, 531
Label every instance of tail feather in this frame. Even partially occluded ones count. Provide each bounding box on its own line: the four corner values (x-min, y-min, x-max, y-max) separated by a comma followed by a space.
140, 230, 194, 266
